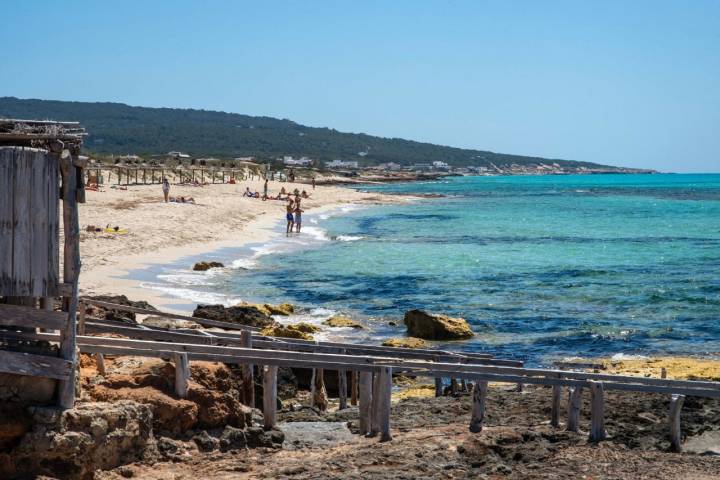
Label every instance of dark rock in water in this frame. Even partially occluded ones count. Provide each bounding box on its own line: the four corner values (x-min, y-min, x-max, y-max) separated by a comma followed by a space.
192, 430, 220, 452
84, 294, 157, 324
193, 304, 276, 328
388, 321, 398, 326
193, 261, 224, 271
403, 309, 474, 340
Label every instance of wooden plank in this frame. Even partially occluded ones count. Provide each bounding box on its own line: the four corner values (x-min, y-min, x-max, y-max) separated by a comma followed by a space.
12, 147, 32, 296
311, 368, 328, 412
85, 321, 219, 345
173, 352, 189, 398
263, 365, 278, 429
669, 394, 685, 452
435, 377, 443, 397
551, 374, 562, 427
566, 386, 583, 433
359, 371, 372, 435
469, 380, 488, 433
29, 150, 49, 296
47, 153, 60, 296
0, 349, 71, 380
0, 149, 14, 294
338, 369, 348, 410
369, 371, 381, 437
240, 330, 254, 407
589, 381, 605, 442
377, 367, 392, 442
350, 371, 359, 406
0, 303, 65, 330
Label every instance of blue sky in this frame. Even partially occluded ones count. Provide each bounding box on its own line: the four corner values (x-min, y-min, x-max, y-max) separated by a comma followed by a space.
1, 1, 718, 172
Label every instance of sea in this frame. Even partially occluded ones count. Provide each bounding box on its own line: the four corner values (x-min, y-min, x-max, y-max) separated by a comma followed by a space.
135, 174, 720, 367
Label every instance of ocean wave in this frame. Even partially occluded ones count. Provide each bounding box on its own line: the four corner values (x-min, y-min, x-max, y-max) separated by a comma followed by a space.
141, 283, 244, 306
335, 235, 364, 242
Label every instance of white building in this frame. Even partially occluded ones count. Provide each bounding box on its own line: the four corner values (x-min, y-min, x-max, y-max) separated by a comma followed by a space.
326, 159, 359, 169
283, 156, 314, 166
432, 161, 450, 169
378, 162, 402, 171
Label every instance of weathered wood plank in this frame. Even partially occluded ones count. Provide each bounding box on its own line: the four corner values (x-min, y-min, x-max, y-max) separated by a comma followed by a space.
551, 374, 562, 427
0, 148, 14, 293
263, 365, 278, 429
12, 148, 32, 295
469, 380, 488, 433
0, 303, 65, 330
240, 330, 254, 407
358, 371, 372, 435
0, 349, 71, 380
173, 352, 189, 398
669, 394, 685, 452
338, 369, 348, 410
377, 367, 392, 442
350, 371, 359, 406
369, 371, 381, 437
435, 377, 443, 397
589, 381, 605, 442
566, 386, 583, 433
311, 368, 328, 412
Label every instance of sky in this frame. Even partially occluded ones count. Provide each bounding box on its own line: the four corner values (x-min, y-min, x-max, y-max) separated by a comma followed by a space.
1, 1, 719, 172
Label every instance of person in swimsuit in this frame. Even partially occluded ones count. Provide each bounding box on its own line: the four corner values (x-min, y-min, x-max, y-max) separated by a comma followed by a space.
294, 200, 303, 233
162, 178, 170, 203
263, 179, 268, 199
286, 200, 295, 234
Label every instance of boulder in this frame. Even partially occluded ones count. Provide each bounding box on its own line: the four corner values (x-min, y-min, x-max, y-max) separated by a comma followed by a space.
193, 304, 277, 328
323, 315, 364, 329
261, 323, 320, 340
403, 309, 474, 340
0, 401, 153, 479
382, 337, 427, 349
192, 261, 224, 271
142, 316, 201, 330
264, 303, 295, 316
83, 294, 157, 324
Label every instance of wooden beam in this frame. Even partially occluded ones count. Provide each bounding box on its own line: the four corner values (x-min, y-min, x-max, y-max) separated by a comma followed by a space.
669, 394, 685, 452
566, 386, 583, 433
311, 368, 328, 412
0, 303, 65, 330
589, 381, 605, 442
469, 380, 488, 433
240, 330, 254, 408
173, 352, 189, 398
263, 365, 278, 429
0, 349, 71, 380
377, 367, 392, 442
338, 369, 348, 410
551, 373, 562, 427
350, 371, 359, 406
359, 371, 372, 435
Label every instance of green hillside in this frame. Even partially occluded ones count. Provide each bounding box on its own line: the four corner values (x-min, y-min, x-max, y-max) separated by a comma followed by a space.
0, 97, 611, 169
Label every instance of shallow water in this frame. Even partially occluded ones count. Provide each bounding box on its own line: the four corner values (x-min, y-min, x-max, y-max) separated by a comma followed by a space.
140, 174, 720, 366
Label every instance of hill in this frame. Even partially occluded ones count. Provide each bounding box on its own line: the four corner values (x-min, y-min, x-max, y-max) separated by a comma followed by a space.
0, 97, 613, 169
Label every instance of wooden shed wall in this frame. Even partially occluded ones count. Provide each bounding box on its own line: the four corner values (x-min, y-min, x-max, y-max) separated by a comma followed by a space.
0, 147, 59, 297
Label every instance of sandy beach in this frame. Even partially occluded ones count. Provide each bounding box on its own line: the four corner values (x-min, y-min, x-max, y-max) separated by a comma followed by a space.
77, 177, 406, 310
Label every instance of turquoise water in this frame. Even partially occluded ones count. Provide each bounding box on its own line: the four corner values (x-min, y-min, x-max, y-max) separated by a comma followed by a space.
145, 174, 720, 365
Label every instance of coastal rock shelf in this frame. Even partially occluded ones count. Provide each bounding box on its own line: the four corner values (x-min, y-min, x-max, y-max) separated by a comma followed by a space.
403, 309, 475, 340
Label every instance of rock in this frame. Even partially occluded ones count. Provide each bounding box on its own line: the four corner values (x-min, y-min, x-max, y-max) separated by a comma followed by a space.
192, 261, 224, 271
389, 321, 398, 326
142, 316, 201, 330
84, 295, 157, 324
192, 430, 220, 452
0, 372, 56, 405
193, 304, 276, 328
265, 303, 295, 315
219, 426, 247, 451
0, 401, 152, 479
403, 309, 474, 340
382, 337, 427, 349
245, 426, 284, 449
323, 315, 364, 329
0, 406, 30, 450
187, 386, 251, 429
261, 323, 320, 340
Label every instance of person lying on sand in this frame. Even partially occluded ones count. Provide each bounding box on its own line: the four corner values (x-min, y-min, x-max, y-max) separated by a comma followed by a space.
243, 187, 253, 197
169, 196, 195, 204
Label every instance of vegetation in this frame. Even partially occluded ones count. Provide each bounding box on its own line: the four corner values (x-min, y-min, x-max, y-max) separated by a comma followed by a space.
0, 97, 611, 169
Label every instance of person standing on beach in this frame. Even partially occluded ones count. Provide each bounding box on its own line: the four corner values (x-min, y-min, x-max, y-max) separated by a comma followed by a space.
286, 199, 295, 234
162, 177, 170, 203
294, 200, 303, 233
312, 177, 316, 190
263, 178, 269, 199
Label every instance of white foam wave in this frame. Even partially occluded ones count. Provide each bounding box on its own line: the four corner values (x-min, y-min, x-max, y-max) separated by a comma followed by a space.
610, 353, 649, 361
335, 235, 364, 242
141, 283, 244, 306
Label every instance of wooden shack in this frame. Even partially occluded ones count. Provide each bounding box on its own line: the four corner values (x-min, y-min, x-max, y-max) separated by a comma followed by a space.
0, 119, 87, 408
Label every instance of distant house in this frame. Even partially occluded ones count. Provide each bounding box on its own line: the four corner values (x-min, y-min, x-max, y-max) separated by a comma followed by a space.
282, 156, 314, 166
432, 161, 450, 170
411, 163, 432, 171
378, 162, 402, 171
234, 156, 255, 162
326, 159, 359, 169
167, 151, 191, 160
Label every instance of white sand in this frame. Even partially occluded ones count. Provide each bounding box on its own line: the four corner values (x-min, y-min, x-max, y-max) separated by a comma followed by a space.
77, 177, 404, 311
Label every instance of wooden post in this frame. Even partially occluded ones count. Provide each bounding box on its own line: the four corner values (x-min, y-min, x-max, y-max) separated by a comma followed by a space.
240, 330, 254, 407
516, 382, 524, 392
450, 378, 458, 394
435, 377, 443, 397
338, 369, 348, 410
589, 381, 606, 442
311, 368, 328, 412
551, 374, 562, 427
469, 380, 488, 433
376, 366, 392, 442
359, 371, 372, 435
369, 371, 381, 437
661, 367, 667, 379
95, 353, 106, 375
173, 352, 189, 398
350, 371, 359, 406
460, 378, 468, 392
57, 150, 81, 409
566, 386, 583, 433
669, 394, 685, 452
263, 365, 278, 430
78, 301, 86, 336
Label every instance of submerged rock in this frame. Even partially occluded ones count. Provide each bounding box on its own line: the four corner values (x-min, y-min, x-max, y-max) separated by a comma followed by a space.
193, 304, 276, 328
261, 323, 320, 340
403, 309, 474, 340
382, 337, 427, 349
323, 315, 364, 329
192, 261, 224, 271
